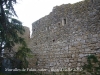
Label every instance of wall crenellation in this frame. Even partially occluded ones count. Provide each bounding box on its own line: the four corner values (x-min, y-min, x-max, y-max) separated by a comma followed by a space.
29, 0, 100, 71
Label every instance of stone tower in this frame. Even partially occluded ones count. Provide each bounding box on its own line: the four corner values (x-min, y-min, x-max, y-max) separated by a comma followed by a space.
29, 0, 100, 70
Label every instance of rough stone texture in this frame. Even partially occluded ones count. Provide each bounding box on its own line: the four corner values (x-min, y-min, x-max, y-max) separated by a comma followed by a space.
29, 0, 100, 71
13, 26, 30, 52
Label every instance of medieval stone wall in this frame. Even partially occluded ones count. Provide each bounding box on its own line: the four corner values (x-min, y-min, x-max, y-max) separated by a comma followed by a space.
29, 0, 100, 71
13, 26, 30, 52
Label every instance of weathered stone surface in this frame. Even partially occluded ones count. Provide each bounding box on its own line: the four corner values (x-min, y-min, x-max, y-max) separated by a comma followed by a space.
13, 26, 30, 52
28, 0, 100, 71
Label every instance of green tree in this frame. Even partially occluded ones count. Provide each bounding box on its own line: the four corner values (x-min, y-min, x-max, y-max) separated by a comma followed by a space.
0, 0, 32, 69
16, 45, 33, 68
82, 55, 100, 75
0, 0, 25, 54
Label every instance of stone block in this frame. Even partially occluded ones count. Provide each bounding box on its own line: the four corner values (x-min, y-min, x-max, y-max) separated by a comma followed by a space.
75, 54, 79, 58
79, 54, 84, 58
67, 54, 72, 58
80, 40, 85, 43
82, 44, 87, 48
74, 58, 78, 62
65, 46, 69, 50
83, 35, 87, 39
68, 63, 71, 67
93, 34, 98, 37
65, 59, 69, 62
84, 48, 91, 52
72, 54, 75, 58
77, 63, 81, 67
91, 37, 97, 42
78, 58, 82, 62
82, 57, 87, 63
69, 47, 77, 50
77, 45, 82, 49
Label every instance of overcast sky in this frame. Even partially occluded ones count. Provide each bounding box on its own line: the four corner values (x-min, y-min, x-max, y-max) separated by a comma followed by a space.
14, 0, 83, 33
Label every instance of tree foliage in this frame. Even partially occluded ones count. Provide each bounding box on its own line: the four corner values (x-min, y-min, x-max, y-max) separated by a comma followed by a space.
82, 55, 100, 75
0, 0, 25, 53
16, 46, 33, 68
0, 0, 32, 69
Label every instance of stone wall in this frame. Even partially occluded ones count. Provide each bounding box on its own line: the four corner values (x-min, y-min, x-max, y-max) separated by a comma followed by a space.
29, 0, 100, 71
13, 26, 30, 52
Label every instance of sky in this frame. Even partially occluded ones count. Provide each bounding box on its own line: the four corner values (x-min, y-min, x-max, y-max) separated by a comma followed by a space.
14, 0, 83, 34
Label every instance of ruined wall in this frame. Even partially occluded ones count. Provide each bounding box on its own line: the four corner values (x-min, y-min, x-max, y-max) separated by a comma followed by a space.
29, 0, 100, 70
13, 26, 30, 52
